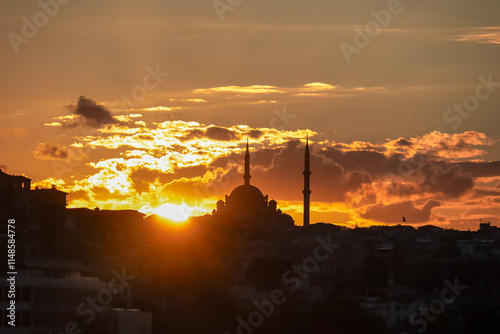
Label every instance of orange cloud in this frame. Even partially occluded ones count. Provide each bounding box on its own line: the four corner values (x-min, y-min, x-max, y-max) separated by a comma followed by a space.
194, 85, 284, 94
383, 131, 494, 160
191, 82, 386, 101
448, 27, 500, 45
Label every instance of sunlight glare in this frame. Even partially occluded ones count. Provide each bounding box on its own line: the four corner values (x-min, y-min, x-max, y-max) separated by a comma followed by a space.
154, 203, 193, 223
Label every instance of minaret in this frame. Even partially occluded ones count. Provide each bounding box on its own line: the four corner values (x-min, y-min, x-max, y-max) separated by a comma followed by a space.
303, 135, 311, 227
244, 139, 251, 185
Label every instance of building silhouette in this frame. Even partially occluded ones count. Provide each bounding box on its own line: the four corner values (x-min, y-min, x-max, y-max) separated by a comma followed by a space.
0, 169, 67, 249
0, 169, 31, 224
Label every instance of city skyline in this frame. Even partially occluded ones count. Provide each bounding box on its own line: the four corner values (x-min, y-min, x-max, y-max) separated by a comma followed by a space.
1, 0, 500, 230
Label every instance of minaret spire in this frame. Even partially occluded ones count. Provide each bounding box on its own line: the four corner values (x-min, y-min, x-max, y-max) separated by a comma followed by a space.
244, 138, 251, 185
303, 134, 311, 227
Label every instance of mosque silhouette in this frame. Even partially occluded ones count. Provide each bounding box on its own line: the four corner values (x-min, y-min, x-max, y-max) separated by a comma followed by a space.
212, 138, 311, 227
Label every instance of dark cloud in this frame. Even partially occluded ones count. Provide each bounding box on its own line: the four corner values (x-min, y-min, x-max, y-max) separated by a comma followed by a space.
320, 146, 479, 199
180, 127, 239, 142
248, 129, 264, 139
244, 140, 371, 202
396, 138, 412, 146
135, 134, 155, 141
130, 168, 163, 194
319, 147, 403, 177
210, 147, 276, 170
418, 163, 473, 198
251, 148, 277, 169
180, 129, 204, 141
204, 126, 239, 141
386, 182, 418, 197
461, 161, 500, 178
362, 200, 441, 224
33, 143, 69, 161
65, 96, 119, 128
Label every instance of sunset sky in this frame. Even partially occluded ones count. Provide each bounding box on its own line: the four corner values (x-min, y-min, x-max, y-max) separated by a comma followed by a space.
1, 0, 499, 229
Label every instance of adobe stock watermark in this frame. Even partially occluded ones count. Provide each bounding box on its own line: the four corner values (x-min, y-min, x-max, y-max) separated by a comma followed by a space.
340, 0, 415, 64
443, 73, 500, 130
213, 0, 244, 21
51, 64, 170, 179
401, 277, 467, 334
7, 0, 72, 54
50, 268, 135, 334
109, 65, 170, 112
270, 106, 296, 131
224, 235, 338, 334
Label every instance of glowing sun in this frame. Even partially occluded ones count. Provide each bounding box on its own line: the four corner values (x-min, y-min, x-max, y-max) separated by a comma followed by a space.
154, 203, 193, 222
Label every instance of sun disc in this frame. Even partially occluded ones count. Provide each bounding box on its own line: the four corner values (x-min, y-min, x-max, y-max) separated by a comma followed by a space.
155, 203, 192, 222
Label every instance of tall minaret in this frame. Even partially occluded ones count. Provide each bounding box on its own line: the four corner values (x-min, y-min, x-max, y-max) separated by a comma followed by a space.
244, 139, 251, 185
303, 135, 311, 227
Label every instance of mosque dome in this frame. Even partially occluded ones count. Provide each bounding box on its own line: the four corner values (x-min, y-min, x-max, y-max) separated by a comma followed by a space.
227, 185, 266, 209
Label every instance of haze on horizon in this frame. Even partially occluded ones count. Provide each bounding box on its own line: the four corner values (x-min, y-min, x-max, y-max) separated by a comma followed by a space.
1, 0, 500, 230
